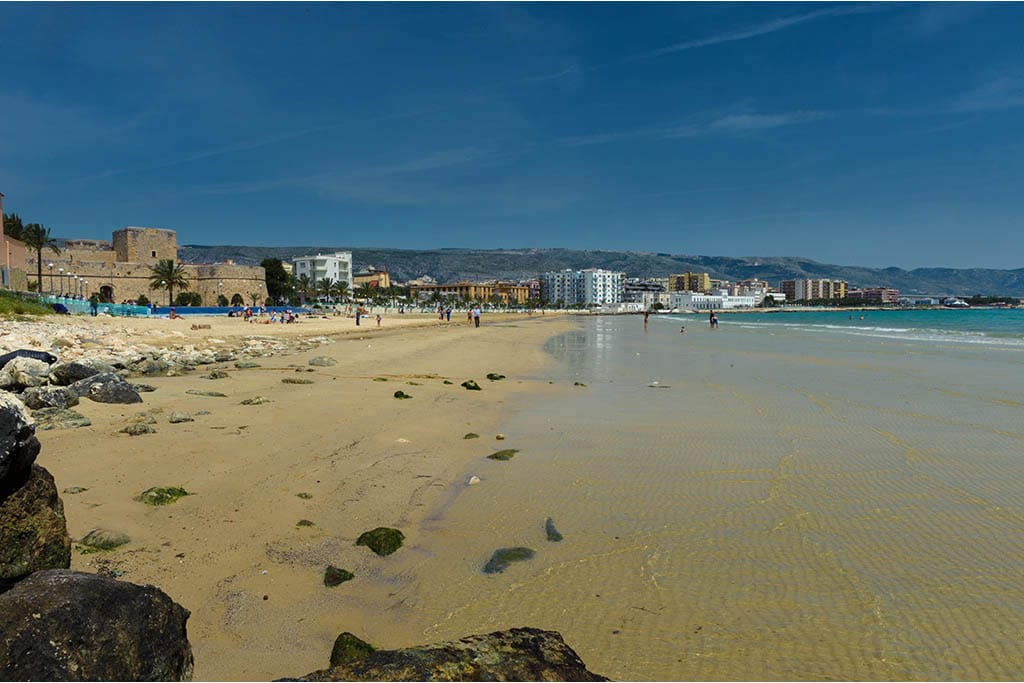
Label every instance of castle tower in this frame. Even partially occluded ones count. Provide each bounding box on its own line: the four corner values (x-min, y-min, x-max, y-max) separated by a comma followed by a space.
112, 227, 177, 265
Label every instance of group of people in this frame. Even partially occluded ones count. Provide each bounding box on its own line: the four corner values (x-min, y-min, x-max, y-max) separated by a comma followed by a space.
435, 305, 482, 327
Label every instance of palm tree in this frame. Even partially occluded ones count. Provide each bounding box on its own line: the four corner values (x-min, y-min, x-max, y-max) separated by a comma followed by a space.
355, 282, 374, 302
318, 277, 336, 302
230, 293, 244, 306
296, 274, 312, 304
333, 279, 350, 303
148, 259, 190, 306
20, 223, 61, 295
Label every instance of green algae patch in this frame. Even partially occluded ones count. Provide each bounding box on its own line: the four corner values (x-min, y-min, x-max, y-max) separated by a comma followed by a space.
461, 380, 481, 391
324, 565, 355, 587
442, 380, 454, 385
296, 492, 313, 500
486, 449, 519, 461
330, 632, 376, 667
393, 390, 412, 399
482, 547, 536, 574
356, 527, 404, 556
135, 486, 191, 506
296, 519, 315, 527
545, 517, 564, 542
463, 432, 480, 440
372, 377, 388, 382
282, 377, 314, 385
486, 373, 506, 381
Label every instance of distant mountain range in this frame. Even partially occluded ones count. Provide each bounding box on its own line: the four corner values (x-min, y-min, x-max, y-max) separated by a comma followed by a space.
177, 245, 1024, 297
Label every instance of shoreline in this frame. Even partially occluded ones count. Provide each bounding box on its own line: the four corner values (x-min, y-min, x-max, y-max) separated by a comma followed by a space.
27, 311, 580, 680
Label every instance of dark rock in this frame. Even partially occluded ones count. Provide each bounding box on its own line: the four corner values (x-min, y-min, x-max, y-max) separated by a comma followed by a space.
486, 449, 519, 461
463, 432, 479, 439
31, 407, 92, 431
308, 356, 337, 367
545, 517, 564, 542
323, 565, 354, 587
213, 351, 235, 362
48, 360, 107, 386
241, 396, 272, 405
133, 358, 172, 376
132, 384, 157, 393
185, 389, 226, 397
282, 378, 314, 385
234, 361, 261, 369
80, 528, 131, 551
296, 519, 315, 527
329, 632, 375, 667
62, 486, 88, 494
355, 527, 404, 556
136, 487, 190, 505
292, 627, 606, 681
69, 373, 130, 398
442, 380, 453, 385
0, 393, 40, 495
23, 385, 79, 410
393, 390, 412, 399
87, 379, 143, 404
460, 380, 481, 391
486, 373, 506, 381
0, 465, 70, 585
0, 569, 194, 681
483, 547, 535, 574
203, 370, 230, 380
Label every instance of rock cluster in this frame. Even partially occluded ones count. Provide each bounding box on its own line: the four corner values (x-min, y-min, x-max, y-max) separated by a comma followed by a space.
0, 395, 194, 681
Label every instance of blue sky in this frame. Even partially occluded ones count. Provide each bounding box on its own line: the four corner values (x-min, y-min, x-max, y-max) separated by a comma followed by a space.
2, 2, 1022, 269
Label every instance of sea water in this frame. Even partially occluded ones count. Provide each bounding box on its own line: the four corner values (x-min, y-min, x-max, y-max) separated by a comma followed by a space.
408, 311, 1024, 680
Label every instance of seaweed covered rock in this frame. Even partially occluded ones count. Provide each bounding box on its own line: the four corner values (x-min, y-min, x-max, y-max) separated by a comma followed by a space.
0, 393, 40, 494
22, 385, 79, 410
0, 569, 193, 681
30, 407, 92, 431
70, 373, 142, 404
292, 627, 607, 681
48, 360, 109, 386
486, 449, 519, 461
355, 527, 404, 556
323, 565, 354, 587
0, 465, 70, 585
482, 547, 535, 574
136, 486, 190, 505
393, 390, 412, 400
460, 380, 481, 391
545, 517, 564, 542
79, 528, 131, 551
329, 632, 376, 667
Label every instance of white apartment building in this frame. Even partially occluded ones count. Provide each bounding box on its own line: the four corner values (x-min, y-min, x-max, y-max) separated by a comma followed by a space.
670, 291, 761, 310
292, 252, 353, 291
542, 268, 624, 306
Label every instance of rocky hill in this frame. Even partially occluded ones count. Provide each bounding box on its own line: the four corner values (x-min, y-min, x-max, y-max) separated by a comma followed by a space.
177, 245, 1024, 296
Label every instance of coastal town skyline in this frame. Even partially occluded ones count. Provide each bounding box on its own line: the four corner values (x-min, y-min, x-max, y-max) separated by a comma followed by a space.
3, 3, 1023, 270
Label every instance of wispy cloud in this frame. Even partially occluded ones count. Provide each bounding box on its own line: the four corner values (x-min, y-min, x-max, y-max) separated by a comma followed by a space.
710, 111, 829, 131
951, 74, 1024, 113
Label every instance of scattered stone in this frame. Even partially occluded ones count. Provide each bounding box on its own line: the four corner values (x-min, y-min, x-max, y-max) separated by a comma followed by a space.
135, 487, 190, 506
62, 486, 88, 494
84, 376, 143, 404
47, 360, 105, 386
393, 390, 412, 400
168, 412, 193, 424
296, 492, 313, 499
190, 323, 211, 330
0, 569, 194, 681
203, 370, 230, 380
0, 465, 70, 585
406, 381, 421, 386
329, 632, 375, 668
121, 423, 156, 436
442, 380, 453, 385
647, 382, 670, 389
31, 407, 91, 431
132, 358, 172, 376
355, 527, 404, 556
293, 627, 606, 681
308, 356, 337, 367
461, 380, 481, 391
486, 373, 506, 381
296, 519, 315, 527
129, 413, 157, 424
486, 449, 519, 461
0, 357, 51, 391
482, 547, 535, 574
545, 518, 564, 542
195, 410, 211, 416
0, 394, 41, 493
22, 386, 79, 410
574, 382, 587, 387
282, 377, 314, 385
495, 434, 505, 440
185, 389, 226, 397
80, 528, 131, 551
234, 361, 261, 369
463, 432, 479, 439
467, 475, 481, 486
132, 383, 157, 393
241, 396, 272, 405
324, 565, 354, 587
372, 377, 388, 382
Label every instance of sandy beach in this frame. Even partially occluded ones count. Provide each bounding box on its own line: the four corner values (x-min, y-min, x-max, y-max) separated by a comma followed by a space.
27, 311, 577, 680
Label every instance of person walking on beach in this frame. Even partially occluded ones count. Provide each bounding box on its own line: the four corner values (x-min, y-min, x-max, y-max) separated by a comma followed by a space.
472, 305, 481, 328
355, 308, 361, 326
376, 314, 382, 327
445, 307, 452, 321
644, 310, 650, 331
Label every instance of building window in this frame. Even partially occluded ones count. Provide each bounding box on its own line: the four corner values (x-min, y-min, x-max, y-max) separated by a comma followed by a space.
152, 251, 156, 257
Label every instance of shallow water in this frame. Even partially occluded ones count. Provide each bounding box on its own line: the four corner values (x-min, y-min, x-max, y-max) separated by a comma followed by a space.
402, 314, 1024, 680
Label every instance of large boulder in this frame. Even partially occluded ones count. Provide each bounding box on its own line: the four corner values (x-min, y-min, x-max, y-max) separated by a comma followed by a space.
292, 628, 607, 681
0, 357, 51, 391
0, 569, 193, 681
48, 360, 112, 386
0, 464, 70, 586
0, 393, 40, 495
69, 373, 142, 404
23, 385, 79, 410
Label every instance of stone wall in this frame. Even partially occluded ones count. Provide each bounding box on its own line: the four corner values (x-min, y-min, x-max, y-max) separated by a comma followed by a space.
113, 228, 176, 266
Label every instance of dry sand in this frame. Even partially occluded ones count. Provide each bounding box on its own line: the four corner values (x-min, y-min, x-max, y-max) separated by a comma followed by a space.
34, 312, 578, 680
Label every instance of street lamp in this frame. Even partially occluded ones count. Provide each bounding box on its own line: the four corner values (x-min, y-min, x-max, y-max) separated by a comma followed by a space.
74, 276, 79, 298
160, 280, 167, 306
58, 268, 64, 296
47, 263, 53, 294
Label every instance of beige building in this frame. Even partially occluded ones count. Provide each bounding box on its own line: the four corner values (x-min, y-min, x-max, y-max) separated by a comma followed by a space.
31, 226, 265, 305
668, 272, 711, 293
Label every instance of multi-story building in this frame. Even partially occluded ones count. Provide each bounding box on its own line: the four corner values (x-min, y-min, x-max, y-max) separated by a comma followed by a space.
668, 272, 711, 293
292, 252, 353, 292
847, 287, 899, 304
542, 269, 624, 306
623, 278, 666, 304
353, 265, 390, 290
409, 281, 529, 306
780, 279, 848, 302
